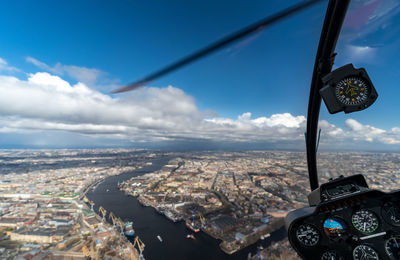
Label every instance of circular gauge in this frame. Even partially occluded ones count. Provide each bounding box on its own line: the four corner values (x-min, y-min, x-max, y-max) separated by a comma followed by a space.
385, 236, 400, 259
321, 250, 343, 260
352, 209, 379, 234
382, 203, 400, 226
323, 217, 347, 239
335, 76, 369, 106
296, 224, 320, 247
353, 245, 379, 260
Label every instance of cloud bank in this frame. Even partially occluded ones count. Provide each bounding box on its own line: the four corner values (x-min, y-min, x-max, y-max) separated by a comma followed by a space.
0, 57, 400, 149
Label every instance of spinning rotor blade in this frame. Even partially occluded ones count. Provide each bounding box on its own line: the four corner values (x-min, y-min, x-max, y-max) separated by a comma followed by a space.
111, 0, 325, 94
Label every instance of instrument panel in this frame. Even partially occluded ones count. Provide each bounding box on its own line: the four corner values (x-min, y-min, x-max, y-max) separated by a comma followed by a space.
286, 189, 400, 259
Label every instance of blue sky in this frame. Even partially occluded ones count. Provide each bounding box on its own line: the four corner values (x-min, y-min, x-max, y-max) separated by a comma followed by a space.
0, 0, 400, 150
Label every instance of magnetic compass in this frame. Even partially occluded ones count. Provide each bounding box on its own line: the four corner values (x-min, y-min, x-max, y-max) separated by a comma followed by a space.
335, 77, 369, 106
320, 64, 378, 114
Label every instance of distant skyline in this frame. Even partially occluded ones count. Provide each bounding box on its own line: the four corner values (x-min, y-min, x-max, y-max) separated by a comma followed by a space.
1, 0, 400, 150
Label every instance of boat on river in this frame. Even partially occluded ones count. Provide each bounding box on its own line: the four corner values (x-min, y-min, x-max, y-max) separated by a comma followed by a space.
124, 221, 135, 237
186, 234, 195, 240
185, 221, 200, 233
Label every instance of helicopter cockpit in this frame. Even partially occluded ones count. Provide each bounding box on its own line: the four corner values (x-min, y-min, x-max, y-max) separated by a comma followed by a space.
109, 0, 399, 259
286, 173, 400, 259
285, 0, 400, 259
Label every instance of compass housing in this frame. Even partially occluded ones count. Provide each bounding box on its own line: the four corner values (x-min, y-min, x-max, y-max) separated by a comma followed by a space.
319, 64, 378, 114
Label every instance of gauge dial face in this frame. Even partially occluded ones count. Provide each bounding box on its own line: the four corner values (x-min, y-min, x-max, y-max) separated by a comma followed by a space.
352, 209, 379, 234
323, 217, 347, 238
382, 203, 400, 226
335, 76, 369, 106
385, 236, 400, 259
321, 250, 343, 260
353, 245, 379, 260
296, 224, 320, 246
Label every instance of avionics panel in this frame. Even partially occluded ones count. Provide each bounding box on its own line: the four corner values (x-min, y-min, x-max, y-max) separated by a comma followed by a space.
287, 178, 400, 259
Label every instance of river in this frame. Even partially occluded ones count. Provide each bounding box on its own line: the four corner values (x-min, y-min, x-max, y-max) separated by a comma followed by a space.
86, 156, 286, 260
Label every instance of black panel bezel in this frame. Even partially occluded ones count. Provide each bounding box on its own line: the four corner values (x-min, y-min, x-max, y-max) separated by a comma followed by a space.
287, 189, 400, 259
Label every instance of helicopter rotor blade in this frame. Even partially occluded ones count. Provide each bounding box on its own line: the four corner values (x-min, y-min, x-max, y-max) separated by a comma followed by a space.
111, 0, 325, 94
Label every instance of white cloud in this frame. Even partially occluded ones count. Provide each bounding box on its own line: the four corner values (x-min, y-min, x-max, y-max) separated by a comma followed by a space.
0, 73, 196, 130
317, 118, 400, 146
0, 71, 309, 144
251, 113, 306, 128
1, 60, 400, 148
319, 120, 344, 137
344, 119, 397, 144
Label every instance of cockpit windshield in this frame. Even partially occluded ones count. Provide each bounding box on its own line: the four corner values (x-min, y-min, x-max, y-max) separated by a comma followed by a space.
317, 0, 400, 191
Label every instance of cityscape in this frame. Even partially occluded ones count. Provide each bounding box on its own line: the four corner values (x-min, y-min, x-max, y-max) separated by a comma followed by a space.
0, 149, 399, 259
1, 0, 400, 259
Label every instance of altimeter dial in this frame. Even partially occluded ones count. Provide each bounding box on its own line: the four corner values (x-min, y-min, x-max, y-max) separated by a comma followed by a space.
296, 224, 320, 246
353, 245, 379, 260
352, 209, 379, 234
335, 77, 369, 106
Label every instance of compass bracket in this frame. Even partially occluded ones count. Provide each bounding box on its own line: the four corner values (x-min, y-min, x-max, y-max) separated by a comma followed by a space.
319, 63, 378, 114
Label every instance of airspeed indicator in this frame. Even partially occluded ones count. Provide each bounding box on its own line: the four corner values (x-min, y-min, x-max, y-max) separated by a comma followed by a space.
352, 209, 379, 234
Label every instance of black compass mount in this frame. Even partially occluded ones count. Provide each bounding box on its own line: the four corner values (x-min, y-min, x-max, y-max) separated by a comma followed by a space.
319, 64, 378, 114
